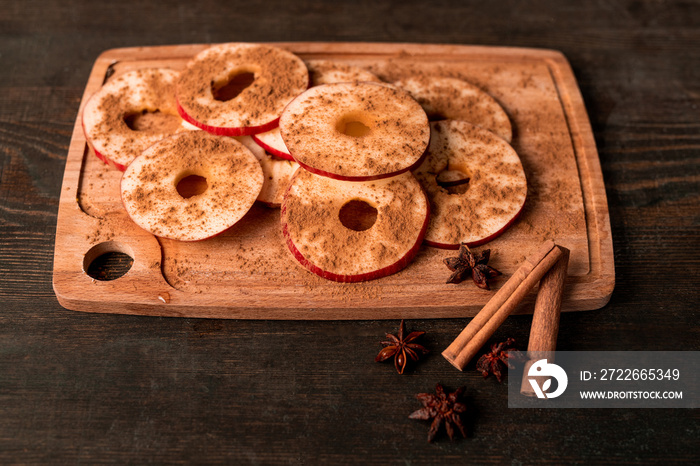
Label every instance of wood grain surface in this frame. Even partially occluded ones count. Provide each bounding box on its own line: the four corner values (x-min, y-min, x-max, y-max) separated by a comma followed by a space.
1, 0, 698, 464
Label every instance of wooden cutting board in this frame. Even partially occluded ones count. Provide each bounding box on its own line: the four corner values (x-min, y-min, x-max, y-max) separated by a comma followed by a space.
52, 42, 614, 319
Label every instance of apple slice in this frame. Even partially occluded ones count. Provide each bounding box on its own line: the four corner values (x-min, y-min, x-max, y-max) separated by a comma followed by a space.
281, 169, 429, 282
252, 61, 382, 161
232, 134, 266, 160
305, 59, 382, 86
394, 76, 513, 143
121, 131, 263, 241
279, 82, 430, 181
251, 127, 294, 161
257, 157, 299, 207
414, 120, 527, 249
176, 43, 309, 136
82, 68, 187, 171
233, 135, 299, 207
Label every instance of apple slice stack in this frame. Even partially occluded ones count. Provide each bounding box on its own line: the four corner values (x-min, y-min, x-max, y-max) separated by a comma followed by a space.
279, 81, 432, 282
90, 43, 314, 242
245, 60, 388, 206
252, 60, 384, 161
245, 60, 389, 206
392, 75, 528, 249
82, 41, 529, 283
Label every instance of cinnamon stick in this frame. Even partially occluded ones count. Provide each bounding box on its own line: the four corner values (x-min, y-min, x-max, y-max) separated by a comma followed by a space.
520, 247, 569, 396
442, 240, 564, 371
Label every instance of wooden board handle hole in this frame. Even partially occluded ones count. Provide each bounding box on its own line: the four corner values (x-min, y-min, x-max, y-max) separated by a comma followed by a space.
83, 241, 135, 281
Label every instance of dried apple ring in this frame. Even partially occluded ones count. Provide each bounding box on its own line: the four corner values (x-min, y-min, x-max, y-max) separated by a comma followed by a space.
279, 82, 430, 181
121, 131, 263, 241
281, 169, 430, 282
394, 76, 513, 142
253, 61, 382, 160
176, 43, 309, 136
82, 68, 186, 171
414, 120, 527, 249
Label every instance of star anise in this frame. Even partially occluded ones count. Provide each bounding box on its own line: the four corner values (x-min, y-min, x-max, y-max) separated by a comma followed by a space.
409, 383, 468, 442
476, 338, 525, 382
444, 243, 501, 289
375, 320, 429, 374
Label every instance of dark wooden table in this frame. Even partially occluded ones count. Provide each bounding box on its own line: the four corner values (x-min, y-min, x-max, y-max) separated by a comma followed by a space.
2, 1, 698, 463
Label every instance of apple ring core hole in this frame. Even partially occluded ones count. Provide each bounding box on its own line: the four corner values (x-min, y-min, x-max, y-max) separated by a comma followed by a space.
212, 71, 256, 102
176, 175, 208, 199
83, 241, 134, 281
339, 200, 378, 231
427, 111, 448, 122
124, 110, 182, 133
336, 115, 372, 138
436, 169, 470, 195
